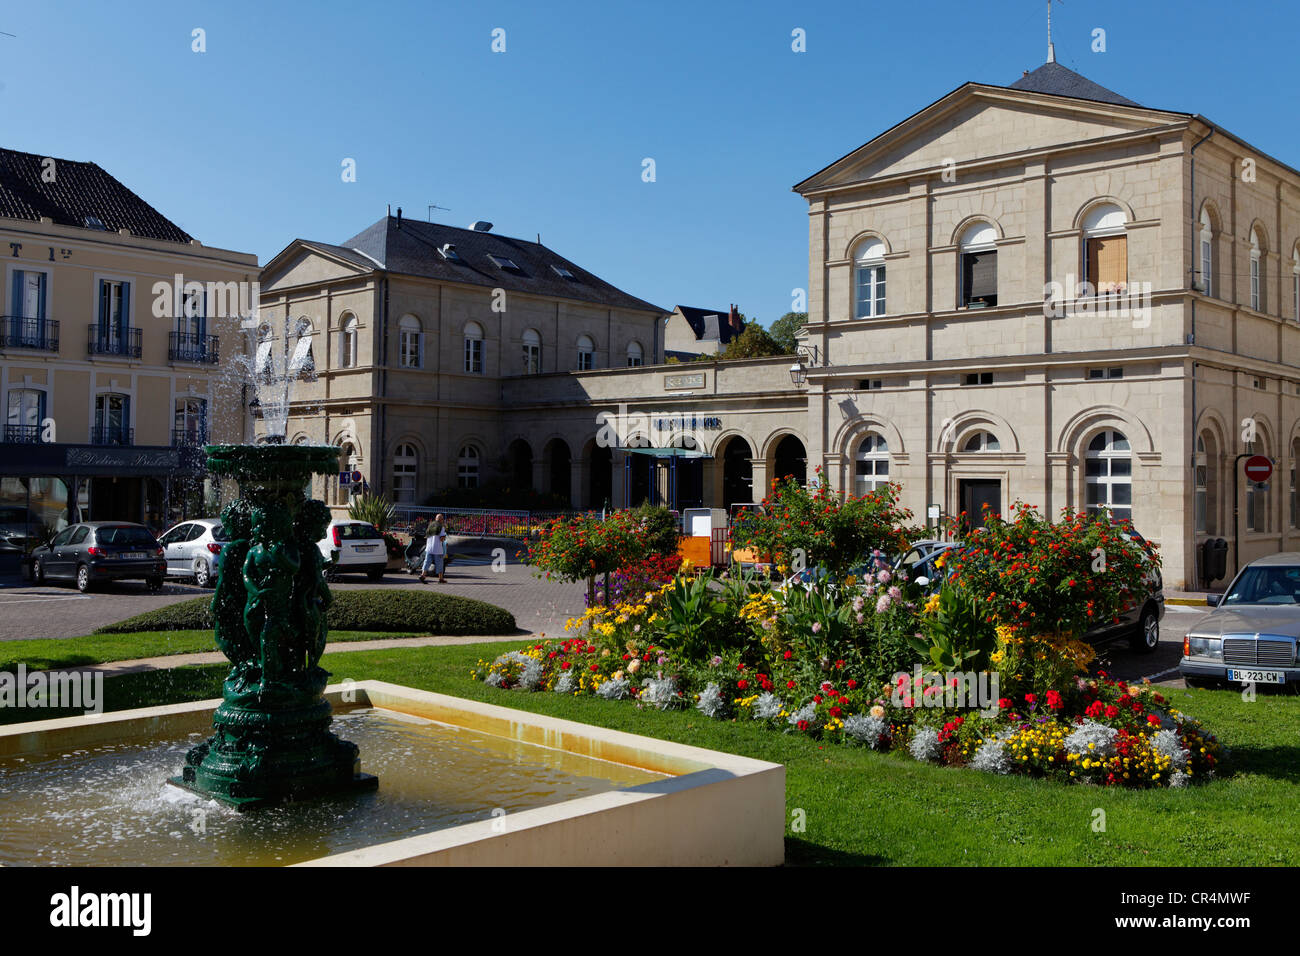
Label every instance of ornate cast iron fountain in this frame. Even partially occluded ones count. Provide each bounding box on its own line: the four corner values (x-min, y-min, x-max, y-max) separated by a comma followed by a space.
171, 440, 376, 809
169, 311, 374, 808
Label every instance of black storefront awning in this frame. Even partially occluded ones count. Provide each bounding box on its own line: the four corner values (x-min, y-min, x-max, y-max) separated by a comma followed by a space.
0, 442, 204, 478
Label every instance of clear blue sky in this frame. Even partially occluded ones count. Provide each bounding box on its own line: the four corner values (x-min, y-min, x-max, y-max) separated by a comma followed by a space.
2, 0, 1296, 325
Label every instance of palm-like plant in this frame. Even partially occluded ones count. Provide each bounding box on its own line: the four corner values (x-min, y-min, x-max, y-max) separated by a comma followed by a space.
347, 493, 396, 532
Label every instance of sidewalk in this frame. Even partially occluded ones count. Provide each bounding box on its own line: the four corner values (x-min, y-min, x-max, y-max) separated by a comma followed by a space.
1164, 589, 1222, 607
63, 632, 534, 679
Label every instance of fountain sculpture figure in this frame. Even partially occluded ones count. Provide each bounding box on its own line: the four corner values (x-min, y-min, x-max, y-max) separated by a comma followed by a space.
170, 316, 376, 809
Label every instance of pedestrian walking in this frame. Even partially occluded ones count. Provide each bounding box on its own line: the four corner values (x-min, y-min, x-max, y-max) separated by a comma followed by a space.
419, 514, 448, 583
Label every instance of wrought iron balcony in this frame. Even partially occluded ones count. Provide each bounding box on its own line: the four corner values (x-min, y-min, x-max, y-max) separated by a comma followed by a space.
169, 331, 219, 364
171, 428, 209, 447
90, 426, 134, 446
0, 316, 59, 352
86, 324, 142, 358
3, 424, 42, 443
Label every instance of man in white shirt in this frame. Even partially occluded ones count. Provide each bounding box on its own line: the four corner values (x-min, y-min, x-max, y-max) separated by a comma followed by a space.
419, 515, 448, 584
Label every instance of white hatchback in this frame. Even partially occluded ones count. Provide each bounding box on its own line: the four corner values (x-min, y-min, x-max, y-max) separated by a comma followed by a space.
318, 520, 388, 580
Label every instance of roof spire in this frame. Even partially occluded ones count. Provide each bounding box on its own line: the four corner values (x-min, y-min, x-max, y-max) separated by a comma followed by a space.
1046, 0, 1057, 62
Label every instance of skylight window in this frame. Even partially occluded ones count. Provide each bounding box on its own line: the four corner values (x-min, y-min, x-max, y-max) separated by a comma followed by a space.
488, 254, 519, 270
84, 215, 107, 230
439, 243, 461, 261
550, 264, 575, 279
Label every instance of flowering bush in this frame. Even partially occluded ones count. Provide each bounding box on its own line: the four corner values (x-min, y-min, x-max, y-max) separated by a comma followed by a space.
730, 472, 912, 578
947, 503, 1158, 639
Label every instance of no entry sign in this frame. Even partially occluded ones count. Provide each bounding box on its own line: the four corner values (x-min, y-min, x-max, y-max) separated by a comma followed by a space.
1245, 455, 1273, 483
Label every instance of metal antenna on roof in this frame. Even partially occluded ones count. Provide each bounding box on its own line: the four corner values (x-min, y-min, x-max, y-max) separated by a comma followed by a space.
427, 202, 450, 221
0, 30, 16, 37
1046, 0, 1061, 63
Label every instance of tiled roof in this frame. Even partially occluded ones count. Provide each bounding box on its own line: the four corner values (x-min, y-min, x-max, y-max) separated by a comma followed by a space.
1008, 62, 1142, 108
329, 216, 666, 315
675, 305, 740, 344
0, 147, 193, 243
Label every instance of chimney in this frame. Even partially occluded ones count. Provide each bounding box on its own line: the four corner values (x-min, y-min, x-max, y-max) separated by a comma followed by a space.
396, 207, 402, 228
728, 304, 741, 332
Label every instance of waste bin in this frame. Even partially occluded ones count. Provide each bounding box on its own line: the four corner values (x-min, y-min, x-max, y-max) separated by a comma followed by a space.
1201, 537, 1228, 587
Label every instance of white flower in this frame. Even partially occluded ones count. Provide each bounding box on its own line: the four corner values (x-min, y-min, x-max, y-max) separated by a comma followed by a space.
753, 692, 784, 720
1064, 721, 1118, 759
909, 727, 942, 763
597, 678, 631, 700
1151, 729, 1190, 769
641, 676, 678, 709
970, 738, 1012, 775
696, 683, 725, 718
843, 714, 888, 748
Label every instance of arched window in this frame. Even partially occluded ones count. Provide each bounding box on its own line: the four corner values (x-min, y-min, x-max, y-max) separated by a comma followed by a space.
457, 444, 480, 488
399, 315, 422, 368
1082, 203, 1127, 295
961, 430, 1001, 452
960, 223, 998, 308
1246, 427, 1271, 533
1199, 208, 1216, 297
576, 334, 595, 371
522, 328, 541, 375
339, 314, 358, 369
1292, 248, 1299, 322
627, 340, 644, 367
1084, 429, 1131, 523
393, 442, 418, 504
854, 433, 889, 496
854, 238, 887, 318
291, 317, 316, 378
1250, 228, 1265, 312
464, 321, 484, 374
1195, 432, 1219, 536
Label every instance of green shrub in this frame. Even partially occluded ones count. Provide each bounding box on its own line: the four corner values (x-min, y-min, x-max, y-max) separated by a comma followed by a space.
95, 589, 517, 636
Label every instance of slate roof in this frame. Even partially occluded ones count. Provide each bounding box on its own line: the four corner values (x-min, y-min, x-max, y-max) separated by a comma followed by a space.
303, 216, 666, 315
1008, 61, 1142, 108
675, 305, 740, 344
0, 147, 193, 243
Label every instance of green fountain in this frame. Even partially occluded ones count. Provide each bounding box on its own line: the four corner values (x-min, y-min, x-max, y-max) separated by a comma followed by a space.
168, 440, 377, 809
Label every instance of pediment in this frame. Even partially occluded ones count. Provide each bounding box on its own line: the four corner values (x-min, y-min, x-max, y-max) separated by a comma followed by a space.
260, 243, 374, 291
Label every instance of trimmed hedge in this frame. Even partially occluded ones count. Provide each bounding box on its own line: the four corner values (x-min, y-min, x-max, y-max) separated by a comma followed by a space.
95, 589, 517, 636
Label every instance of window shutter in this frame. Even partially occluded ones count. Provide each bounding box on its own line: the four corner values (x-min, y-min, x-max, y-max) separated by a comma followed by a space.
36, 273, 46, 323
965, 252, 997, 301
1089, 236, 1127, 293
417, 332, 425, 367
98, 280, 108, 333
11, 270, 22, 319
120, 283, 130, 336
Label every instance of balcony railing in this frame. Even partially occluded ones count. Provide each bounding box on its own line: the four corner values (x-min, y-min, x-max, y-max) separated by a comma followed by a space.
86, 324, 142, 358
0, 316, 59, 352
169, 331, 219, 364
3, 424, 42, 443
90, 426, 134, 446
171, 428, 209, 447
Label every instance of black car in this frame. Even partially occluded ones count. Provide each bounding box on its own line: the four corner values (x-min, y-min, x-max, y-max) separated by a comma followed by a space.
30, 521, 166, 593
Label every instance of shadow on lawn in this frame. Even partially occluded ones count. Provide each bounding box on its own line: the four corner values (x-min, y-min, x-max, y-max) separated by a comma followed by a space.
785, 837, 884, 867
1222, 744, 1300, 783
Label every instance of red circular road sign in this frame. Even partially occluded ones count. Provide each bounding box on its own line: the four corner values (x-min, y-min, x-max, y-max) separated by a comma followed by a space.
1245, 455, 1273, 483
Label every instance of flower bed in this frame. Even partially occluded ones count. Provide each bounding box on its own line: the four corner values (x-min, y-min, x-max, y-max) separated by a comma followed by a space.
473, 504, 1223, 789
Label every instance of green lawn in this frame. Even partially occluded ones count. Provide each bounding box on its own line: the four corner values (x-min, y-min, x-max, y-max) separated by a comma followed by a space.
8, 638, 1297, 866
0, 629, 419, 672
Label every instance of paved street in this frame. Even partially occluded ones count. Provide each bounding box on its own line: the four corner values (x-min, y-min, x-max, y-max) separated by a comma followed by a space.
0, 558, 588, 642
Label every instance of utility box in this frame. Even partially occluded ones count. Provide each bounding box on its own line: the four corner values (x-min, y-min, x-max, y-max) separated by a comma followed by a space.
680, 508, 727, 568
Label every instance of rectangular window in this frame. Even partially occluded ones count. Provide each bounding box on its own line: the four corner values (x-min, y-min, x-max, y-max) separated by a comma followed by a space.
961, 252, 997, 308
1088, 368, 1124, 380
1293, 274, 1298, 322
8, 270, 49, 348
465, 338, 483, 374
577, 350, 594, 371
173, 398, 207, 445
855, 264, 886, 317
858, 379, 883, 391
1251, 258, 1261, 310
96, 279, 130, 349
1086, 235, 1128, 294
1201, 238, 1213, 296
523, 343, 541, 375
400, 330, 423, 368
963, 372, 993, 386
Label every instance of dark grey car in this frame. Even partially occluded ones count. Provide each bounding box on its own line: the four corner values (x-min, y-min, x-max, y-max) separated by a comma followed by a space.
30, 521, 166, 593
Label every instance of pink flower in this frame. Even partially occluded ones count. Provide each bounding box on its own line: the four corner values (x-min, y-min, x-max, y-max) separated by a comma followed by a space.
875, 594, 891, 614
811, 622, 822, 634
876, 570, 892, 585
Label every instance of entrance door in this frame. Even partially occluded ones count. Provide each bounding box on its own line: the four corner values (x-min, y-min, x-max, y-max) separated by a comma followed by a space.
958, 479, 1001, 534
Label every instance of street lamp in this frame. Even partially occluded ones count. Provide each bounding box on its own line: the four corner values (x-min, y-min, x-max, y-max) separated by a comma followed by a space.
789, 361, 806, 386
790, 344, 819, 386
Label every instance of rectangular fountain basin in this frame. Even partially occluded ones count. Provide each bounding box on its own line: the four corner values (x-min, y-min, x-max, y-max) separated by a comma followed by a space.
0, 680, 785, 867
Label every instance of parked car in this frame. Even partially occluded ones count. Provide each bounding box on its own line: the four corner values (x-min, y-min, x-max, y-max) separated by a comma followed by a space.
0, 505, 45, 553
901, 534, 1165, 653
30, 521, 166, 593
158, 518, 226, 588
1179, 553, 1300, 689
318, 519, 387, 580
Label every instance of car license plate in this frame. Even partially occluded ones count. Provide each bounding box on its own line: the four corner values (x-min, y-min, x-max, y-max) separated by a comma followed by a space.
1228, 668, 1286, 685
355, 545, 376, 553
123, 551, 147, 559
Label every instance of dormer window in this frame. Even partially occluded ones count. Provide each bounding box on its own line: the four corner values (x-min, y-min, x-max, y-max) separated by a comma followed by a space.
550, 264, 575, 279
439, 244, 461, 261
488, 254, 519, 270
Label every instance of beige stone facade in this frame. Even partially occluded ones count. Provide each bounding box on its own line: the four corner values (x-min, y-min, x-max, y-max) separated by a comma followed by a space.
0, 173, 258, 532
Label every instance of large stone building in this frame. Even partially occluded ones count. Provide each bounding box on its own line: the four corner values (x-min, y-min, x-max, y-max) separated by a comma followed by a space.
0, 147, 258, 535
263, 58, 1300, 590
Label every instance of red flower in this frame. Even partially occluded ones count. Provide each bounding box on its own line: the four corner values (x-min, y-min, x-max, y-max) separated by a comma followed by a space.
998, 698, 1013, 710
783, 650, 793, 660
786, 680, 796, 689
560, 661, 571, 670
829, 706, 843, 718
1147, 714, 1161, 726
812, 695, 823, 704
1105, 705, 1120, 719
1024, 693, 1037, 705
846, 679, 857, 689
589, 664, 598, 672
737, 678, 749, 690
